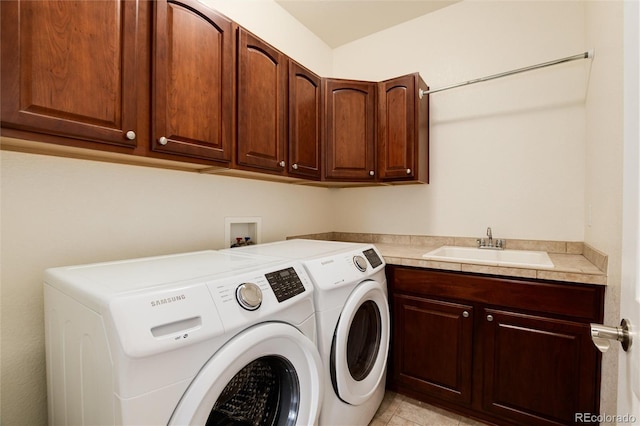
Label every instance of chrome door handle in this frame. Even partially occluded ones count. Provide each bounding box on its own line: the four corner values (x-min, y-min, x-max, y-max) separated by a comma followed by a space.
590, 319, 632, 352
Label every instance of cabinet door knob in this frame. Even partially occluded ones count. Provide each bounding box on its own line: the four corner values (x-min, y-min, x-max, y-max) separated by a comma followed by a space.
158, 136, 168, 146
279, 161, 286, 168
406, 168, 412, 174
292, 163, 298, 170
487, 314, 494, 322
462, 311, 469, 318
126, 130, 136, 140
369, 170, 375, 176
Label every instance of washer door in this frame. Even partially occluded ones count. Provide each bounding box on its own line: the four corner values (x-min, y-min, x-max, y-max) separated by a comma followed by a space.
170, 322, 322, 426
331, 280, 390, 406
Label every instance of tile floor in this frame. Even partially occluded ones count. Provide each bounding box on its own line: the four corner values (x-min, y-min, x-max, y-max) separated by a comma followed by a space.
369, 391, 488, 426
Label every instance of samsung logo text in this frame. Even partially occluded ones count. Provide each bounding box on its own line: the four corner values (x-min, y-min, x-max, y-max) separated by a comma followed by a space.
150, 294, 186, 307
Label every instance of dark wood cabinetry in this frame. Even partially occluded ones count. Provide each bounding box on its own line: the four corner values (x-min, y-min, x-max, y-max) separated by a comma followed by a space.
1, 1, 430, 185
378, 73, 429, 183
387, 265, 604, 426
152, 0, 233, 162
236, 28, 287, 174
288, 61, 322, 180
324, 79, 377, 181
1, 0, 145, 149
481, 308, 600, 425
393, 294, 473, 405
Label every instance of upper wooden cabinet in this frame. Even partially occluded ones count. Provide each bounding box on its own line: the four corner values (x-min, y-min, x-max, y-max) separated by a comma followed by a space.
1, 1, 430, 185
1, 0, 145, 148
288, 61, 322, 180
378, 73, 429, 183
324, 79, 377, 181
152, 0, 233, 162
236, 28, 288, 174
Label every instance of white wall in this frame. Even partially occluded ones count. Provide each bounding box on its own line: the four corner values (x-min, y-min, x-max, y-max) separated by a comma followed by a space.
584, 0, 625, 417
203, 0, 333, 76
331, 0, 589, 241
619, 0, 640, 419
0, 1, 333, 424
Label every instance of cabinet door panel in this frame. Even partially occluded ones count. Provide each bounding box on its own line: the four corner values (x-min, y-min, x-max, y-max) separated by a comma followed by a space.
393, 294, 473, 404
482, 309, 599, 426
379, 76, 413, 178
1, 0, 139, 147
324, 79, 376, 180
153, 0, 232, 161
289, 61, 321, 179
378, 73, 429, 183
237, 29, 287, 173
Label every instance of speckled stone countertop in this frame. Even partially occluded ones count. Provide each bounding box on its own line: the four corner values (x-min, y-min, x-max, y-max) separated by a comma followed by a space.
291, 232, 608, 285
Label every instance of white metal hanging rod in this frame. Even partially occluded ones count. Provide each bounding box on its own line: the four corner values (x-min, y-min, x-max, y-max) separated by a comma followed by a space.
419, 49, 594, 97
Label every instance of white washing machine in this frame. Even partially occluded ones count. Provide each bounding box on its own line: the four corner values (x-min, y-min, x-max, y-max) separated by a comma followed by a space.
224, 240, 390, 426
44, 250, 323, 426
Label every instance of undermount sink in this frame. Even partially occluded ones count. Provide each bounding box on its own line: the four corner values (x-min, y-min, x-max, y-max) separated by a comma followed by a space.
422, 246, 554, 269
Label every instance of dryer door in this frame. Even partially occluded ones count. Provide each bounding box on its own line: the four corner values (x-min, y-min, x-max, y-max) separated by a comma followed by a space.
331, 280, 390, 406
169, 322, 322, 426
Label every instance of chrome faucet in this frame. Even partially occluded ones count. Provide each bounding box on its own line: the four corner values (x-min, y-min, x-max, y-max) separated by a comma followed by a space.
477, 227, 505, 250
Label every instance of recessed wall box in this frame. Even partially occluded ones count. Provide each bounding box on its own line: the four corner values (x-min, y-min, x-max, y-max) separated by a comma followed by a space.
224, 217, 262, 248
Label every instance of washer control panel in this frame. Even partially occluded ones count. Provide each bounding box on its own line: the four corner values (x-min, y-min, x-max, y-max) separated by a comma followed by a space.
363, 248, 383, 268
265, 267, 305, 303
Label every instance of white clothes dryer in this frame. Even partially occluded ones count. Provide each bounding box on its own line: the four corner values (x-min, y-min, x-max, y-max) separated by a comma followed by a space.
224, 240, 390, 426
44, 250, 323, 426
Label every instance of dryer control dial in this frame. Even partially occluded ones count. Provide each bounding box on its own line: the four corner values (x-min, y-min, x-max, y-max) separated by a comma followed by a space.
236, 283, 262, 311
353, 255, 368, 272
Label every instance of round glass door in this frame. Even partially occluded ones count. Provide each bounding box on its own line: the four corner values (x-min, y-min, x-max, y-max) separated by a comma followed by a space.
346, 301, 381, 381
170, 322, 322, 426
331, 280, 390, 406
207, 356, 299, 426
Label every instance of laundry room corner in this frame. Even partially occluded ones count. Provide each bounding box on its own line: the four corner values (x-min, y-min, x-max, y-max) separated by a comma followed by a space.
0, 151, 336, 425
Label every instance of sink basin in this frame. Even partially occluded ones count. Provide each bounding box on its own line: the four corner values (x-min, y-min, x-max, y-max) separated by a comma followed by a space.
422, 246, 554, 269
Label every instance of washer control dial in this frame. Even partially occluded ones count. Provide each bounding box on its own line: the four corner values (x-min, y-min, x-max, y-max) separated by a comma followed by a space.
236, 282, 262, 311
353, 255, 368, 272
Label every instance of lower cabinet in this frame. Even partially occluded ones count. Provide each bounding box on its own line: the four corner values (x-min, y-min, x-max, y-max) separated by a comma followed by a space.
387, 265, 604, 426
393, 294, 474, 405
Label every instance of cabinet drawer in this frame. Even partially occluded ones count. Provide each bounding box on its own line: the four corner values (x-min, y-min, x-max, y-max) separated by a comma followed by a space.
389, 266, 604, 322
